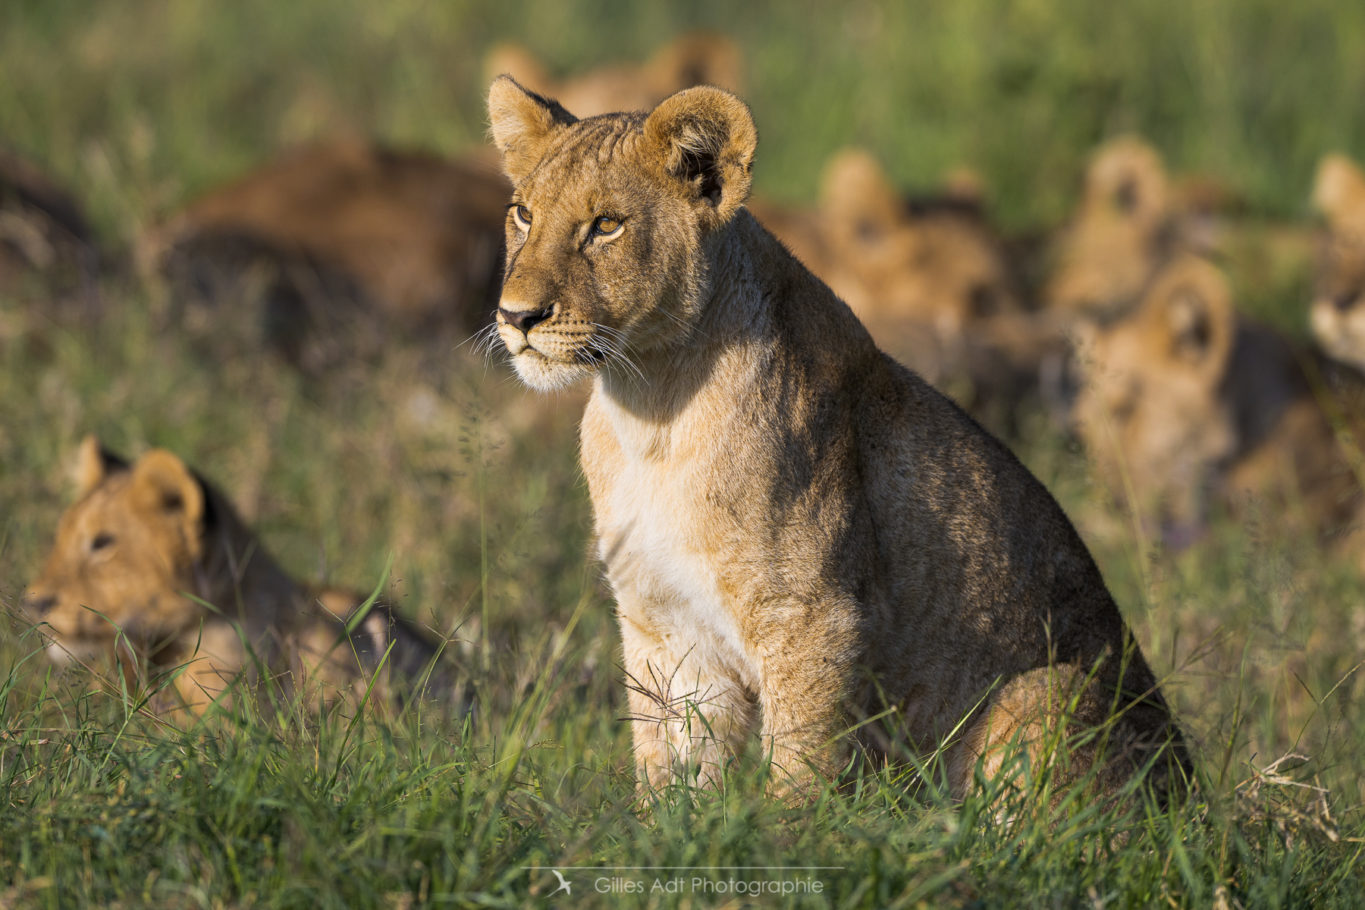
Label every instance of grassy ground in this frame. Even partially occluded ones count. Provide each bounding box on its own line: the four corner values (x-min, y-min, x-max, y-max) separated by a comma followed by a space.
3, 1, 1365, 906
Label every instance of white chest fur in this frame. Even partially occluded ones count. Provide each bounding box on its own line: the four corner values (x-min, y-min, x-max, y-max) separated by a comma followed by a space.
586, 394, 754, 681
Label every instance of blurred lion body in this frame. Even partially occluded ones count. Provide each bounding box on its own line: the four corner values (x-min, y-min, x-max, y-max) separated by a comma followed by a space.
0, 146, 100, 313
22, 437, 449, 718
142, 139, 510, 370
487, 78, 1185, 800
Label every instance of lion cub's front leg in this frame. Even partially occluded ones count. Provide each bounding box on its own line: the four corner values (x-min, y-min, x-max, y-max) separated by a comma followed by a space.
617, 603, 757, 793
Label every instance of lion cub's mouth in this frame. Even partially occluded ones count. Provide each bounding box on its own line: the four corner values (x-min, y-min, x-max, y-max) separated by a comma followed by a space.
497, 318, 619, 365
497, 327, 598, 390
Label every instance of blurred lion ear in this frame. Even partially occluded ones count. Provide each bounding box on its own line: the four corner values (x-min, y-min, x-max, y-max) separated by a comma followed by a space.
131, 449, 206, 547
1087, 136, 1169, 220
1147, 258, 1234, 377
73, 435, 128, 498
644, 86, 756, 224
487, 75, 577, 183
1313, 154, 1365, 229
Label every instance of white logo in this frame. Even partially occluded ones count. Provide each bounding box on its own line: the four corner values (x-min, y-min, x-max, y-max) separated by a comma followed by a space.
549, 869, 572, 897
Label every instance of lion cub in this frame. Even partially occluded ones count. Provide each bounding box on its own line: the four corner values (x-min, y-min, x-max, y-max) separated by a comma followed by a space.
21, 437, 453, 718
1073, 255, 1363, 550
487, 77, 1186, 800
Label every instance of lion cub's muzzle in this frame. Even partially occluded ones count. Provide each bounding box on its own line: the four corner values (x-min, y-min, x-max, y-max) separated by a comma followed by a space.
495, 300, 555, 353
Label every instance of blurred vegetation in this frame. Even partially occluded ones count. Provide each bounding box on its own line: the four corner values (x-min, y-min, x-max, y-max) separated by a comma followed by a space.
3, 0, 1364, 238
3, 0, 1365, 905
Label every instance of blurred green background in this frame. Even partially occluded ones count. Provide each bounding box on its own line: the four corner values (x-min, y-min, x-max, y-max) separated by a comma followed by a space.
4, 0, 1364, 242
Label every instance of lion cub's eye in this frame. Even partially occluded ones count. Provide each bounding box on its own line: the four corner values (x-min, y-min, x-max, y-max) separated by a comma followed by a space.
591, 215, 624, 240
512, 204, 532, 232
90, 532, 115, 553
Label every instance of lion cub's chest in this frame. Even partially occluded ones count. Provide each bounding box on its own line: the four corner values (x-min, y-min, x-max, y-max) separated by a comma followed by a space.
583, 399, 747, 654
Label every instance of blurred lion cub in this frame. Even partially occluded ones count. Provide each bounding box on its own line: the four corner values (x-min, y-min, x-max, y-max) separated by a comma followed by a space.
487, 76, 1187, 801
21, 437, 453, 718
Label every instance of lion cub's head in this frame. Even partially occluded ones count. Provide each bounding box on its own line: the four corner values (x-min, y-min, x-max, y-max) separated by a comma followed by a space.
487, 76, 756, 391
22, 437, 212, 666
1072, 256, 1240, 539
1310, 153, 1365, 371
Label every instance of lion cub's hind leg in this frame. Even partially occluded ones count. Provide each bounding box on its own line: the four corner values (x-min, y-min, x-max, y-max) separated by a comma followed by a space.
949, 661, 1185, 807
618, 610, 758, 793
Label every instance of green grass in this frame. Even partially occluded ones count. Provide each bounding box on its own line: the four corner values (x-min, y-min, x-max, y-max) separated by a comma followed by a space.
4, 0, 1365, 906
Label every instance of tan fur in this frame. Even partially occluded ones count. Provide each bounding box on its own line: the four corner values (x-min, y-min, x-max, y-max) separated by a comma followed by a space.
141, 140, 510, 368
487, 77, 1186, 801
484, 32, 743, 119
21, 437, 453, 719
1310, 153, 1365, 372
1074, 255, 1364, 549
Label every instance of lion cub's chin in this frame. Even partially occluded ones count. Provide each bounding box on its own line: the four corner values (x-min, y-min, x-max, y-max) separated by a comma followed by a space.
510, 349, 595, 392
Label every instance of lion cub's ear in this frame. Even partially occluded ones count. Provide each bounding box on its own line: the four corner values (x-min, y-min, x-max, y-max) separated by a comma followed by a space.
487, 75, 578, 183
1087, 136, 1169, 221
73, 434, 129, 498
644, 86, 756, 224
130, 449, 207, 547
1145, 257, 1235, 379
1312, 154, 1365, 230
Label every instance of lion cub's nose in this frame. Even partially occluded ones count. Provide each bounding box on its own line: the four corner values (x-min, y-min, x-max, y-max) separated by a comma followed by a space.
498, 305, 552, 334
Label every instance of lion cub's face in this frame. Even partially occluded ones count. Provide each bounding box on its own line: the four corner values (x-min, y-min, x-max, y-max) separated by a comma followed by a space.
22, 437, 208, 665
1310, 154, 1365, 372
487, 77, 756, 391
1072, 256, 1238, 537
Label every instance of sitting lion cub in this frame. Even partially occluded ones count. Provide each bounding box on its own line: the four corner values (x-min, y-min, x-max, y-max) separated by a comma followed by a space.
486, 77, 1187, 800
21, 437, 453, 717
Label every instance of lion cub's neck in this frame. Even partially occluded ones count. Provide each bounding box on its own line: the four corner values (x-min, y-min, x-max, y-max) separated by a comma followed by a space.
592, 209, 855, 448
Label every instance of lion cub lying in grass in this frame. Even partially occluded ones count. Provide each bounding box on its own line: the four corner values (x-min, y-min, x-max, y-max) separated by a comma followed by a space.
21, 437, 453, 719
487, 77, 1188, 802
1075, 254, 1365, 555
